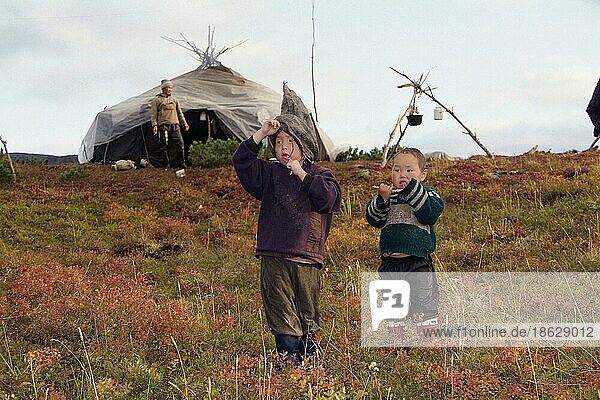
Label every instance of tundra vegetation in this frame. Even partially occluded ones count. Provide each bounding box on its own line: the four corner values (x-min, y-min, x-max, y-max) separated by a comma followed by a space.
0, 150, 599, 399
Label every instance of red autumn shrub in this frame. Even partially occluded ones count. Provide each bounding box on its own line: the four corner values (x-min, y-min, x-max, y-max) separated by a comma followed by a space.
103, 202, 194, 244
93, 274, 198, 345
149, 216, 194, 242
9, 263, 199, 347
10, 263, 93, 335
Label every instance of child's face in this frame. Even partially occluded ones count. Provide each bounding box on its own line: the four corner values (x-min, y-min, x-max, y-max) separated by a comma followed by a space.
391, 153, 426, 189
274, 131, 303, 165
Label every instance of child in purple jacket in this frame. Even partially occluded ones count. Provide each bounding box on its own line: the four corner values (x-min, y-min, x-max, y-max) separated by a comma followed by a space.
233, 116, 341, 365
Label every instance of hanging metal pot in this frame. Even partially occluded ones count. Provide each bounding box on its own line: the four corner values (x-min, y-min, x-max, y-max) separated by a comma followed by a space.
407, 114, 423, 126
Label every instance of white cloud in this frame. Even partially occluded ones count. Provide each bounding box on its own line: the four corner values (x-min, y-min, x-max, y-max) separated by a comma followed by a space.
521, 67, 598, 105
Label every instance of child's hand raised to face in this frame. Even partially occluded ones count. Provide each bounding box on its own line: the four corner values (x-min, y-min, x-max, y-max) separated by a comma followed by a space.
378, 183, 393, 202
259, 120, 280, 137
253, 119, 281, 145
287, 159, 308, 181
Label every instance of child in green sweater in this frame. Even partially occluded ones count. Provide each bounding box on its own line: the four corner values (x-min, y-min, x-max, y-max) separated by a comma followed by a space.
365, 148, 445, 340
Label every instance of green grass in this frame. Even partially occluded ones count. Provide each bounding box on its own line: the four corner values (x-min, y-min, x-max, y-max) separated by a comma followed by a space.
0, 153, 599, 399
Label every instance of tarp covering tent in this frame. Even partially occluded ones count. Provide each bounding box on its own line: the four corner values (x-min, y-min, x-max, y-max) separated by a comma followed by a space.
79, 65, 336, 166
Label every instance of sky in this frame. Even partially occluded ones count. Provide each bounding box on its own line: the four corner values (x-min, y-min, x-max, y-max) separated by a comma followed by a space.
1, 0, 599, 158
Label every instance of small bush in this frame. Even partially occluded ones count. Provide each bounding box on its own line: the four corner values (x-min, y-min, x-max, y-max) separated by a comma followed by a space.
258, 144, 273, 160
188, 138, 240, 168
335, 146, 385, 162
16, 157, 48, 165
0, 153, 14, 186
59, 165, 89, 182
0, 163, 13, 187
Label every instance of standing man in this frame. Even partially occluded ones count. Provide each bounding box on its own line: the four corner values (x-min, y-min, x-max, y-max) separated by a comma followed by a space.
587, 78, 600, 138
151, 79, 189, 168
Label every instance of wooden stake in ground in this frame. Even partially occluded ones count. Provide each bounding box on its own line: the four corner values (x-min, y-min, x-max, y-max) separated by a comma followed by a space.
0, 135, 16, 180
382, 67, 494, 166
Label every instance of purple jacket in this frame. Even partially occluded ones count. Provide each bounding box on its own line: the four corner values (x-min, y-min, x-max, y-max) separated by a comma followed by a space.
233, 138, 341, 266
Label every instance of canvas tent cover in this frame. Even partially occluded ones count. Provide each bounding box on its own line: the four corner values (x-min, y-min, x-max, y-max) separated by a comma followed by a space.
79, 65, 335, 164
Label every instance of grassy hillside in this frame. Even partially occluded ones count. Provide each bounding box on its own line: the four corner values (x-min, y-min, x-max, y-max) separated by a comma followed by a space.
1, 151, 599, 399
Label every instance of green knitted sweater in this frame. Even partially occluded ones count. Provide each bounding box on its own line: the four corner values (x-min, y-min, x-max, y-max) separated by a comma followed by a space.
365, 178, 444, 259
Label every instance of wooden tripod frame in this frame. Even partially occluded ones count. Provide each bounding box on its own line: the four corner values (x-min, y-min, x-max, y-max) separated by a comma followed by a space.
381, 68, 494, 167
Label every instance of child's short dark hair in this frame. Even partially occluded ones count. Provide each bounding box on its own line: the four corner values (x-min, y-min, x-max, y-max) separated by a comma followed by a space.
393, 147, 426, 171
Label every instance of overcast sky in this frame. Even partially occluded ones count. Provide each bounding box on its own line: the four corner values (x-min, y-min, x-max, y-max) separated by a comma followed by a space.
2, 0, 599, 158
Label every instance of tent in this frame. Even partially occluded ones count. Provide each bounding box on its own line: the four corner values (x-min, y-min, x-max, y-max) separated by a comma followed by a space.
79, 65, 335, 166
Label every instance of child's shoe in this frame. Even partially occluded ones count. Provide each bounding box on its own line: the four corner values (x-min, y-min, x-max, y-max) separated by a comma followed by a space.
416, 318, 439, 346
386, 321, 406, 348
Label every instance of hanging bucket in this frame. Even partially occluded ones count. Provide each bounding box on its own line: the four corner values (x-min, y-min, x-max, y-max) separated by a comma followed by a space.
407, 114, 423, 126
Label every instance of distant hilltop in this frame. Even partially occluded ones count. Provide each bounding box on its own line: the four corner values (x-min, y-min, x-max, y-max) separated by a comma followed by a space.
9, 153, 78, 164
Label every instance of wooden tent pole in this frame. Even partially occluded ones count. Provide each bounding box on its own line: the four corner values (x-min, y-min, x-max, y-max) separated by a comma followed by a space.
0, 136, 16, 180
